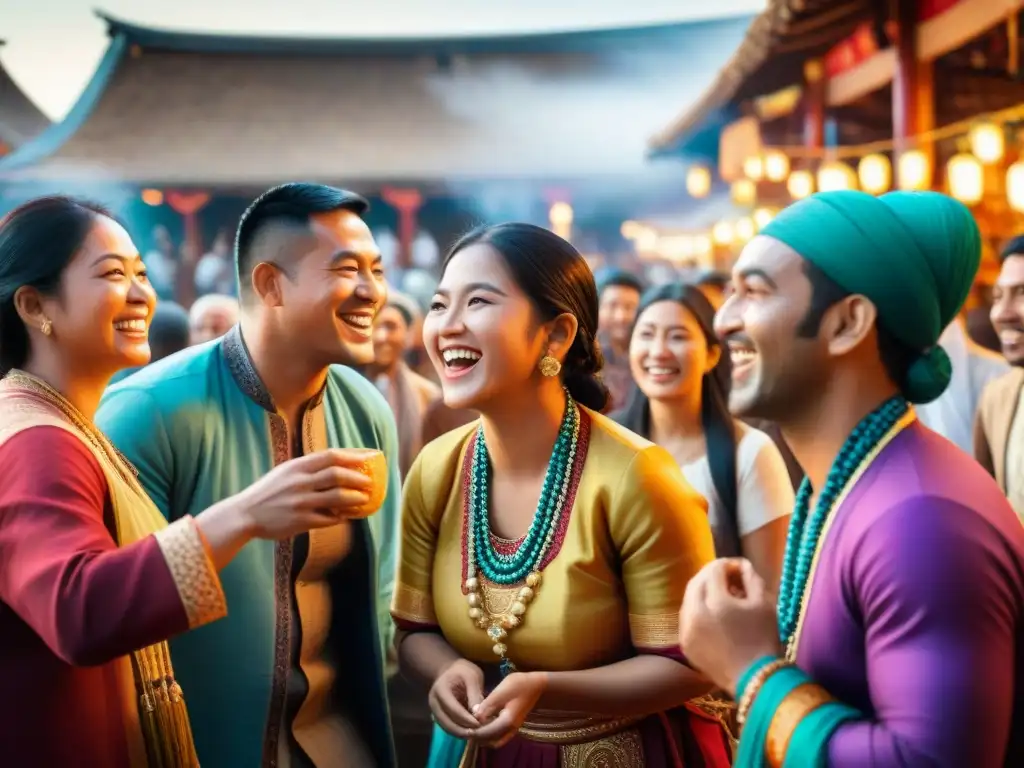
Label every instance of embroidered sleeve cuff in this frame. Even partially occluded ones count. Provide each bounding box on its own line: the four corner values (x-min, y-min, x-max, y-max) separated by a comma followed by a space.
766, 682, 834, 768
391, 582, 438, 629
628, 612, 678, 650
154, 516, 227, 629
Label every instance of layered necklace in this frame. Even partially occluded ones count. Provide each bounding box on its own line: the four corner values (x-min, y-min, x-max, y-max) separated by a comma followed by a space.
463, 389, 585, 677
777, 395, 913, 657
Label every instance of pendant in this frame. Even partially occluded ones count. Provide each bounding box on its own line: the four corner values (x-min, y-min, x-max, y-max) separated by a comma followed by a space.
499, 658, 517, 677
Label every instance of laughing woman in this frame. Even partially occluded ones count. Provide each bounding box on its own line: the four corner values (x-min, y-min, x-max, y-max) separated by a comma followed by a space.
614, 283, 792, 588
0, 196, 380, 767
391, 223, 733, 767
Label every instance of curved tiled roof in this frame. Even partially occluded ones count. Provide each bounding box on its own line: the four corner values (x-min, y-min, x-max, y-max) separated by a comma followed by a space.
648, 0, 874, 156
0, 42, 50, 151
0, 11, 752, 186
96, 10, 744, 57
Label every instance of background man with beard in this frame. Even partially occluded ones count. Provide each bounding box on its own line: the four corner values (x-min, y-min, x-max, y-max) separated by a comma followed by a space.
975, 235, 1024, 517
96, 183, 399, 768
678, 191, 1024, 767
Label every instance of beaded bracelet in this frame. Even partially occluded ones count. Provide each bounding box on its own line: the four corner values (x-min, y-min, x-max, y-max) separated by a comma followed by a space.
737, 658, 791, 726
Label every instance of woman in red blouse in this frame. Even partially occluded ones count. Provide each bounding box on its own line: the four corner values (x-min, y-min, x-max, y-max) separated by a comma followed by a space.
0, 196, 379, 767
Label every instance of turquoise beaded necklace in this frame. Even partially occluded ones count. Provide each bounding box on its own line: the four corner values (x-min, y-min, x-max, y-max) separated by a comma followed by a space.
463, 389, 580, 676
777, 395, 909, 650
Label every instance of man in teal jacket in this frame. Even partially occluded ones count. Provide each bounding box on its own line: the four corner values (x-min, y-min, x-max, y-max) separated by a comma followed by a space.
98, 183, 399, 768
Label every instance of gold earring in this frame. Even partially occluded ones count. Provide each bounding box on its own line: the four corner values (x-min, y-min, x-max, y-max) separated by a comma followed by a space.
538, 355, 561, 377
40, 319, 52, 337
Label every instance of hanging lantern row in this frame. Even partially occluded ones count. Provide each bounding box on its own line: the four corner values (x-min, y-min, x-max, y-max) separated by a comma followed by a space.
684, 118, 1024, 212
621, 207, 779, 263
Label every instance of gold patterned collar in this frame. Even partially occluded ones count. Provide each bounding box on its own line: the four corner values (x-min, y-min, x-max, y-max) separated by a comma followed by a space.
220, 325, 327, 414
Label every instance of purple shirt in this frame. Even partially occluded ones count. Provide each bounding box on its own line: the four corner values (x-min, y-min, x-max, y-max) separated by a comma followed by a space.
796, 422, 1024, 766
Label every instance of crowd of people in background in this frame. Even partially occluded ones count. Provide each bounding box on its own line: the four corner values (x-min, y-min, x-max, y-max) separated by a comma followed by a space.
2, 183, 1024, 768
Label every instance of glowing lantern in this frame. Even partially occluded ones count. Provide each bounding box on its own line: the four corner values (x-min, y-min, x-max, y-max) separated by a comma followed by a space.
735, 217, 756, 241
712, 220, 735, 245
620, 220, 641, 240
693, 235, 712, 259
687, 165, 712, 198
764, 150, 790, 182
731, 179, 756, 205
897, 150, 932, 191
753, 207, 775, 229
743, 155, 765, 181
969, 121, 1005, 164
1008, 162, 1024, 213
857, 154, 892, 195
817, 161, 857, 192
947, 153, 984, 205
549, 202, 574, 240
787, 170, 814, 200
635, 227, 659, 253
657, 235, 695, 262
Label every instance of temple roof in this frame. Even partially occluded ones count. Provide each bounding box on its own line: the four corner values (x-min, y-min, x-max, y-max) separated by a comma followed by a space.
650, 0, 1024, 157
0, 11, 752, 187
648, 0, 874, 155
0, 42, 50, 151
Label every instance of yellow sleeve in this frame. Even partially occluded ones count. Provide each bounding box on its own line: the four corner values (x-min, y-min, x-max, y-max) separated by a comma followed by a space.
390, 452, 440, 629
611, 445, 715, 652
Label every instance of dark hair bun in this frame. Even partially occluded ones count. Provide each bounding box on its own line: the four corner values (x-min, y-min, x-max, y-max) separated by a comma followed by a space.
563, 328, 608, 411
564, 369, 610, 412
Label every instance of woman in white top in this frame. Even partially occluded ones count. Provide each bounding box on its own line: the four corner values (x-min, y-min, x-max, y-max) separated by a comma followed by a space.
612, 282, 792, 587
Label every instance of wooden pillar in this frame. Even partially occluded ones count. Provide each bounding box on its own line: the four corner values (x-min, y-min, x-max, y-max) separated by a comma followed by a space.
891, 0, 936, 184
166, 190, 211, 308
381, 187, 423, 270
802, 59, 827, 150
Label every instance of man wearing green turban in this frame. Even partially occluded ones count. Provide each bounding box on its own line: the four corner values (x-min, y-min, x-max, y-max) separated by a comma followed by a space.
677, 190, 1024, 767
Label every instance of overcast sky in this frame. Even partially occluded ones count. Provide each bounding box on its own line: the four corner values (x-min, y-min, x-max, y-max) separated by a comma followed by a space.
2, 0, 765, 120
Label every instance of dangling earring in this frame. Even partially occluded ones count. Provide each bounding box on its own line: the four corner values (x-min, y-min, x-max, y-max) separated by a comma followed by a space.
538, 354, 561, 377
40, 318, 52, 337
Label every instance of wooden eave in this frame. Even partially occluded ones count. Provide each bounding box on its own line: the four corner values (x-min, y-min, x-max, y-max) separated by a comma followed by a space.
648, 0, 875, 155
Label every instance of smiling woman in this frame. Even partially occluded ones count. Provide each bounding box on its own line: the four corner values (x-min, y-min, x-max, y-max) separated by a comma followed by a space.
612, 283, 792, 589
0, 197, 154, 386
392, 223, 733, 768
0, 195, 387, 767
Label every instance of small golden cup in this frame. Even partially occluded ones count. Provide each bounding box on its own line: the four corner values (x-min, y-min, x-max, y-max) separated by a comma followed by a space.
344, 448, 388, 519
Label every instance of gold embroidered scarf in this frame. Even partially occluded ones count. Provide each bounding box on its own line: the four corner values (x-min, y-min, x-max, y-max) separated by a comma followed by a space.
0, 371, 200, 768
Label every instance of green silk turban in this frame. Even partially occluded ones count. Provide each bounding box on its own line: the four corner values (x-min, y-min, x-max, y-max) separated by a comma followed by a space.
760, 190, 981, 404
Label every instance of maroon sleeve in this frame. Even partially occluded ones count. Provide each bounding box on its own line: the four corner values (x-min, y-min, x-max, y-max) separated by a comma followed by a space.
0, 426, 191, 666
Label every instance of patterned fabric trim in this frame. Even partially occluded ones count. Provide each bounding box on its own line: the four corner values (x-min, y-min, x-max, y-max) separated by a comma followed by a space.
262, 412, 294, 766
391, 582, 438, 627
220, 324, 326, 413
153, 516, 228, 630
459, 407, 593, 593
628, 612, 679, 650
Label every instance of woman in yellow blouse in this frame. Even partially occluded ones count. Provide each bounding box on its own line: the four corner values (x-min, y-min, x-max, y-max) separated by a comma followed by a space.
391, 223, 733, 767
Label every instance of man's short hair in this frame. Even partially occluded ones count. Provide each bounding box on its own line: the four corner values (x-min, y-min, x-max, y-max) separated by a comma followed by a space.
1000, 235, 1024, 263
386, 290, 421, 328
595, 267, 643, 297
695, 270, 730, 291
234, 183, 369, 294
149, 301, 191, 360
